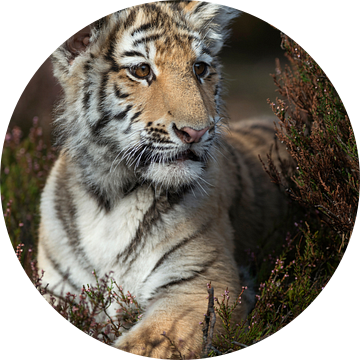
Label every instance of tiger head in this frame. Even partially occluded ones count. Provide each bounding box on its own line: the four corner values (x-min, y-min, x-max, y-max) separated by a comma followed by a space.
52, 1, 239, 200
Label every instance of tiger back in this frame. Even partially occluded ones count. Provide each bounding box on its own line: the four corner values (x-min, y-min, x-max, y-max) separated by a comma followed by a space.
37, 1, 288, 358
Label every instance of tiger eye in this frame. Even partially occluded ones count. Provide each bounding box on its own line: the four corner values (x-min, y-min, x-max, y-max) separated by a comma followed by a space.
134, 64, 151, 78
194, 62, 207, 77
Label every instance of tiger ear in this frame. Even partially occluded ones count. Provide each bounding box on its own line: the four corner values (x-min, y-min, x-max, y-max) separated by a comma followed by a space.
65, 25, 91, 62
184, 2, 241, 55
52, 24, 95, 75
52, 15, 110, 70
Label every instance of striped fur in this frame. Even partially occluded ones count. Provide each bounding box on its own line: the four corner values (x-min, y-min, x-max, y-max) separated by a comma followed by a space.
38, 1, 288, 358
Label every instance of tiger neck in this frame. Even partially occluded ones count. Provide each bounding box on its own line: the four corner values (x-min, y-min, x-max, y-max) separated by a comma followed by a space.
64, 150, 207, 213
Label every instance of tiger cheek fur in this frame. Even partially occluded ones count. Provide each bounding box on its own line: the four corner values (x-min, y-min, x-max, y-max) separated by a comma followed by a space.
37, 1, 289, 358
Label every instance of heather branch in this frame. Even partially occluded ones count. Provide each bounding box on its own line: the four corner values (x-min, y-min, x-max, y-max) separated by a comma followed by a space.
267, 34, 358, 238
201, 286, 217, 357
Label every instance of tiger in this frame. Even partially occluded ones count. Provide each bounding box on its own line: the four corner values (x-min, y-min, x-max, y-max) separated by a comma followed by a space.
37, 1, 288, 358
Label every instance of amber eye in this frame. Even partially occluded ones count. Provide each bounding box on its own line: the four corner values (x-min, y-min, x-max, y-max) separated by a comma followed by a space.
132, 63, 151, 78
194, 62, 208, 77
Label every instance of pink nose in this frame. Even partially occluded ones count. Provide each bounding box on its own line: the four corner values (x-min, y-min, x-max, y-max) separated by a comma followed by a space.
174, 126, 209, 144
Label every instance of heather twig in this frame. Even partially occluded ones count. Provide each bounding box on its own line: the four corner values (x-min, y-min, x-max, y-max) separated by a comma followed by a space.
201, 285, 217, 357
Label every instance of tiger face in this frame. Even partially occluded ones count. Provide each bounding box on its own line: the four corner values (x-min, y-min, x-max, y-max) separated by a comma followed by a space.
52, 1, 237, 199
107, 17, 220, 189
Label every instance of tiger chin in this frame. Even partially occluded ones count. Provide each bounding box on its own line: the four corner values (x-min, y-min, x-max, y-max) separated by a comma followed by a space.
37, 1, 288, 358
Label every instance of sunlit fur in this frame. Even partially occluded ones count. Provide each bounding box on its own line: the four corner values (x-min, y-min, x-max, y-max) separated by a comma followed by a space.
38, 2, 288, 358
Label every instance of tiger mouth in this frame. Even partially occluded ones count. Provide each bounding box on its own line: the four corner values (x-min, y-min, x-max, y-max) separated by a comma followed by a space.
170, 149, 201, 162
139, 149, 202, 166
153, 149, 202, 164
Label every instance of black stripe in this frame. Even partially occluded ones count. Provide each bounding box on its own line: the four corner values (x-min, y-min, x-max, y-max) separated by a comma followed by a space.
143, 222, 211, 285
86, 181, 112, 212
154, 256, 218, 293
143, 2, 160, 13
92, 113, 110, 137
103, 20, 123, 72
202, 47, 211, 55
114, 84, 130, 99
98, 72, 109, 109
82, 82, 92, 110
194, 2, 208, 14
131, 22, 153, 36
123, 9, 137, 30
130, 110, 142, 122
122, 50, 145, 58
83, 62, 91, 72
119, 197, 158, 264
123, 110, 142, 135
117, 188, 188, 267
41, 242, 80, 292
114, 104, 133, 121
159, 274, 199, 290
92, 104, 132, 136
214, 84, 220, 97
126, 75, 137, 83
54, 161, 96, 274
133, 33, 163, 47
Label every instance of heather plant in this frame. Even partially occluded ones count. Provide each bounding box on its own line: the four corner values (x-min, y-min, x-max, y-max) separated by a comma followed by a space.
198, 34, 358, 355
1, 117, 56, 251
2, 33, 358, 357
266, 34, 358, 238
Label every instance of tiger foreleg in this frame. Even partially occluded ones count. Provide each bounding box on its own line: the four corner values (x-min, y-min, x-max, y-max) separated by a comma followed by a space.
114, 282, 209, 358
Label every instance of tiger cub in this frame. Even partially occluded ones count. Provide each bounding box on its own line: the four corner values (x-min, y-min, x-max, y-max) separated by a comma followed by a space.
37, 1, 287, 358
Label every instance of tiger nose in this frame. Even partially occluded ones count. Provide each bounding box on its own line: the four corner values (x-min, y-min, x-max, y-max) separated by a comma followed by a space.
174, 126, 209, 144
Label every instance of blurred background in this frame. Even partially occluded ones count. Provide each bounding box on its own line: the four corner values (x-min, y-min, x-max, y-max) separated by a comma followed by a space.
8, 10, 286, 143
